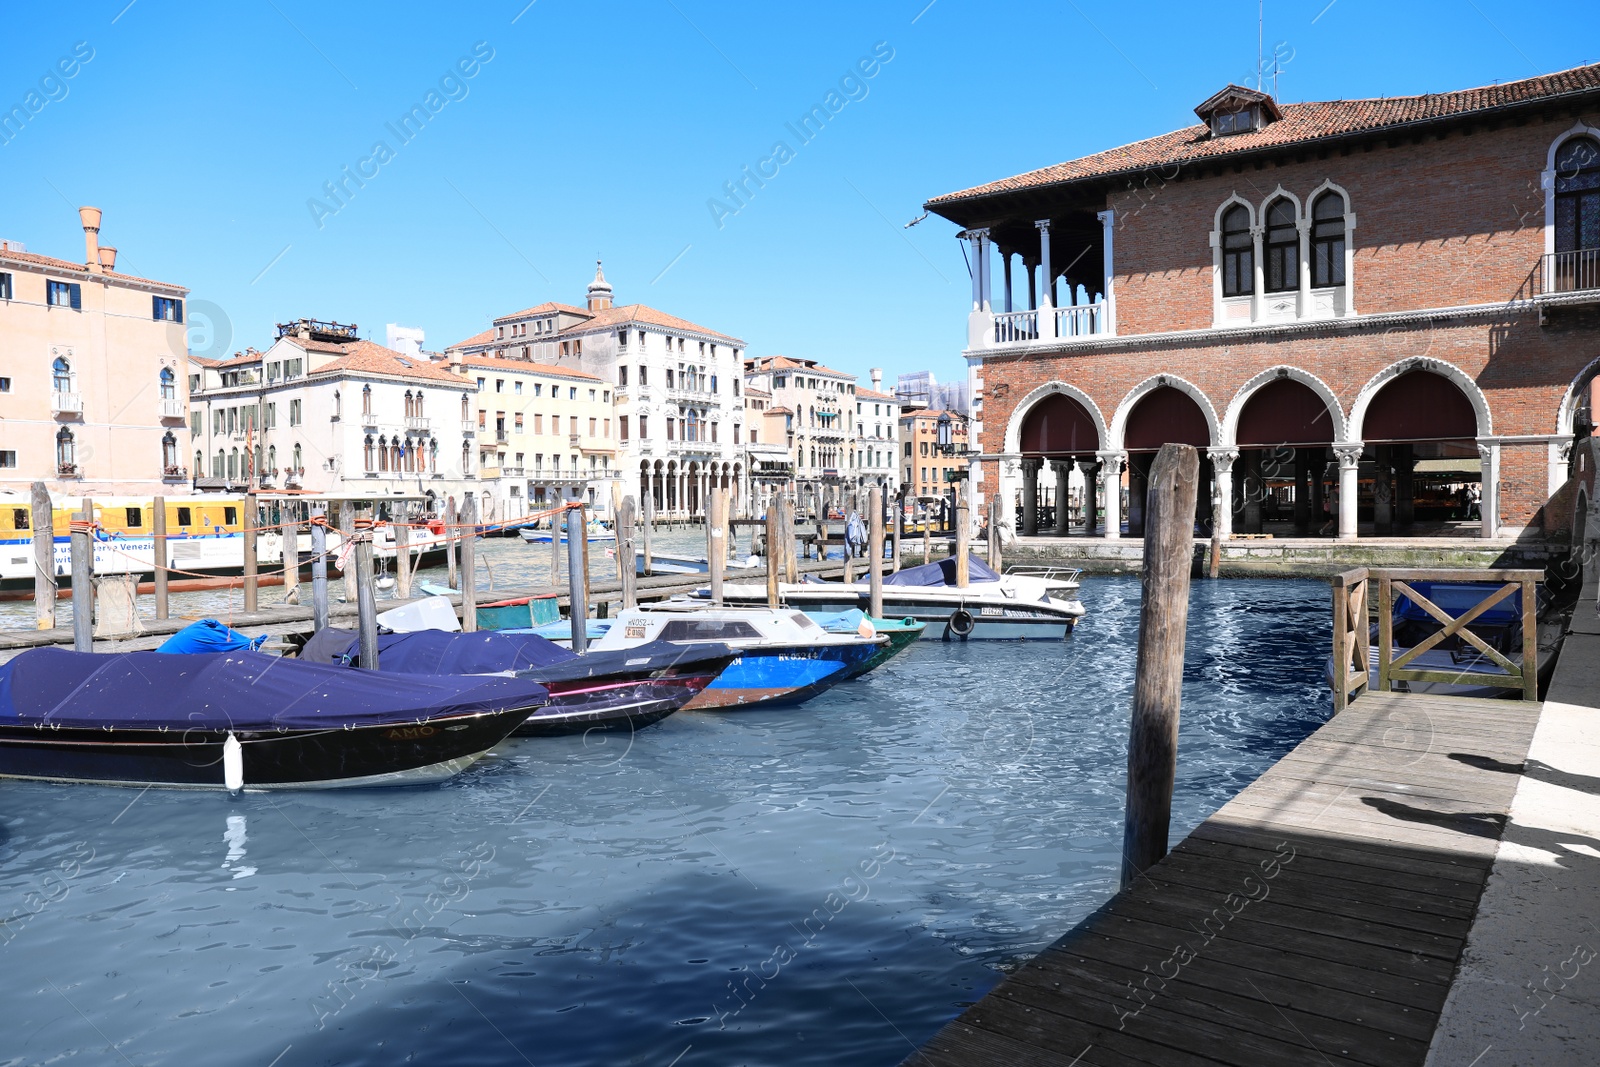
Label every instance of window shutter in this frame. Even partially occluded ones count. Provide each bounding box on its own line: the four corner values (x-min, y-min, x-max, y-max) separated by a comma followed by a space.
175, 299, 183, 324
68, 283, 81, 310
153, 295, 160, 320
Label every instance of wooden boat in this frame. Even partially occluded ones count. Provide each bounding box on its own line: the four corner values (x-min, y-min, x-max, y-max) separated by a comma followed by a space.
0, 648, 547, 789
717, 556, 1086, 640
297, 627, 735, 736
585, 605, 887, 710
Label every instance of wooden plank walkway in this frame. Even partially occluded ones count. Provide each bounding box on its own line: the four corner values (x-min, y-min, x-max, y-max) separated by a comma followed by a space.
905, 690, 1544, 1067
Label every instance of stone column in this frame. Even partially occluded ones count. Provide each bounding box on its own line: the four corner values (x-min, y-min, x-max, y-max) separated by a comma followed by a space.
1021, 460, 1039, 536
1078, 459, 1100, 536
1002, 251, 1013, 313
1334, 444, 1364, 541
1096, 209, 1117, 335
1098, 450, 1126, 540
1249, 222, 1265, 323
1208, 448, 1238, 540
1295, 218, 1313, 319
1478, 440, 1500, 539
1035, 220, 1053, 309
1055, 461, 1073, 536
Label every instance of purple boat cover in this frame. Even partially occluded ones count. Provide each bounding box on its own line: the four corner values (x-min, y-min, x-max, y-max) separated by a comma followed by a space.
0, 648, 549, 731
300, 628, 578, 674
882, 554, 1000, 587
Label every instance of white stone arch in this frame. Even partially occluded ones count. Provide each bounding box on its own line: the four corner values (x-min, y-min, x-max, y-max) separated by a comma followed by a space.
1258, 184, 1303, 220
1348, 357, 1493, 441
1211, 192, 1257, 232
1544, 123, 1600, 258
1554, 352, 1600, 435
1108, 373, 1222, 452
1221, 365, 1350, 447
1002, 380, 1109, 455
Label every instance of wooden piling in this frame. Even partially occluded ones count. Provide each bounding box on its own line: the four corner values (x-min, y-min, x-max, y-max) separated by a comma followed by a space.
868, 487, 884, 619
986, 498, 1002, 573
1208, 531, 1221, 580
782, 496, 799, 584
460, 495, 478, 633
709, 489, 726, 606
445, 497, 459, 590
394, 518, 412, 599
765, 504, 781, 608
282, 509, 300, 606
353, 509, 380, 669
641, 493, 654, 576
310, 506, 330, 631
892, 489, 903, 574
31, 482, 56, 631
550, 506, 562, 584
70, 503, 93, 652
243, 492, 258, 613
923, 518, 931, 566
153, 495, 170, 620
566, 505, 589, 654
580, 505, 592, 614
339, 502, 357, 603
1120, 442, 1201, 888
955, 481, 971, 587
618, 495, 638, 609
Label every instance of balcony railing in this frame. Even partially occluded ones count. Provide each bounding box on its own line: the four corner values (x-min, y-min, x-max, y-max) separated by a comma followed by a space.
1057, 302, 1106, 338
52, 391, 83, 415
360, 410, 379, 427
495, 431, 508, 444
993, 309, 1039, 344
464, 420, 479, 433
162, 465, 188, 482
406, 415, 431, 431
503, 466, 525, 477
1537, 249, 1600, 297
981, 300, 1109, 348
159, 397, 185, 419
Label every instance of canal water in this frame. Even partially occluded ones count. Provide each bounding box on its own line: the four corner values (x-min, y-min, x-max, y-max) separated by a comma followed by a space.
0, 576, 1332, 1067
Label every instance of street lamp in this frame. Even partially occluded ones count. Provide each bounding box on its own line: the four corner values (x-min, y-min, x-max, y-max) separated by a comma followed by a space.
936, 412, 953, 455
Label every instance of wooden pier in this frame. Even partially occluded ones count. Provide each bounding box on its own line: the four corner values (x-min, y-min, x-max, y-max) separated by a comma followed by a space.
906, 688, 1543, 1067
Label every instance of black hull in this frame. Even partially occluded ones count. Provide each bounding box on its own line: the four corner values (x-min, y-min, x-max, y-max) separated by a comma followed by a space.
513, 673, 716, 737
0, 704, 536, 790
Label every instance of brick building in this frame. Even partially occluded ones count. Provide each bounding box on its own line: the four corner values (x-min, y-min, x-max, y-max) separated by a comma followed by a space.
923, 65, 1600, 541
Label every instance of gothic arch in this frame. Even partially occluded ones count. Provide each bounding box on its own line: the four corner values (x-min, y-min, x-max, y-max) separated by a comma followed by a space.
1109, 374, 1221, 452
1002, 381, 1108, 454
1222, 365, 1350, 446
1349, 358, 1492, 441
1555, 352, 1600, 435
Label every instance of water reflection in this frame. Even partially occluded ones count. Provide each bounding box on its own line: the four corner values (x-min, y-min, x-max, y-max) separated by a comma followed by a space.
221, 813, 257, 880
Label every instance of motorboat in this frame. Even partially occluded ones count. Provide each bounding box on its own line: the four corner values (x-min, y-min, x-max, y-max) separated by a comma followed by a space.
804, 609, 925, 676
716, 555, 1086, 640
585, 604, 887, 710
298, 627, 736, 736
635, 551, 761, 576
519, 522, 616, 545
0, 648, 547, 789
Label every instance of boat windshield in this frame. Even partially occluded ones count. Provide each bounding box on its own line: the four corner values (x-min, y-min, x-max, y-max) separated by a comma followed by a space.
658, 618, 763, 641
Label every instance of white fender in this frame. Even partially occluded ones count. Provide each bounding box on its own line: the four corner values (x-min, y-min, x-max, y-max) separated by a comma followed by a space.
223, 732, 244, 793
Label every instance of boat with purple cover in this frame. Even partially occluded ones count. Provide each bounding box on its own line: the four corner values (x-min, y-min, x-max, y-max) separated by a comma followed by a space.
298, 627, 736, 736
0, 648, 548, 790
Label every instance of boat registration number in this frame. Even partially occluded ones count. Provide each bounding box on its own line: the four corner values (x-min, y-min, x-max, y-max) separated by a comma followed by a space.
625, 623, 649, 639
387, 726, 436, 740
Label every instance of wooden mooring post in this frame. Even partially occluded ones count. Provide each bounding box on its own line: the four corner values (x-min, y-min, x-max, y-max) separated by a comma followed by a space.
765, 503, 781, 608
339, 502, 357, 603
243, 492, 258, 613
782, 495, 799, 584
955, 480, 971, 587
986, 497, 1002, 573
892, 488, 904, 573
445, 497, 459, 590
70, 501, 93, 652
353, 509, 380, 669
460, 495, 478, 633
550, 506, 562, 584
566, 505, 589, 654
641, 493, 654, 577
618, 495, 638, 609
868, 487, 884, 618
310, 506, 330, 631
32, 482, 55, 631
394, 518, 412, 599
708, 489, 727, 606
283, 510, 300, 607
153, 495, 170, 620
1121, 442, 1200, 888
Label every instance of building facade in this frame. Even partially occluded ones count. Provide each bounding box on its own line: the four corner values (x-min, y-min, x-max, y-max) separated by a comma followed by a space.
744, 355, 862, 514
188, 320, 475, 515
449, 264, 746, 518
856, 368, 904, 502
924, 65, 1600, 542
901, 409, 970, 506
0, 207, 190, 499
741, 386, 794, 515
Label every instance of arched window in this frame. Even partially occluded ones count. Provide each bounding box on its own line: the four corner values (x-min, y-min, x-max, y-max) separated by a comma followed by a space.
163, 432, 179, 469
55, 427, 75, 470
429, 438, 438, 473
333, 391, 342, 419
214, 450, 225, 478
365, 435, 375, 472
462, 440, 471, 475
1311, 191, 1347, 288
52, 356, 72, 393
404, 391, 414, 417
267, 445, 277, 472
362, 384, 373, 415
414, 391, 424, 416
159, 367, 176, 400
292, 443, 302, 472
1554, 136, 1600, 257
460, 394, 469, 420
194, 450, 203, 474
228, 448, 239, 481
378, 436, 389, 472
390, 439, 401, 471
1263, 198, 1298, 293
1221, 204, 1253, 297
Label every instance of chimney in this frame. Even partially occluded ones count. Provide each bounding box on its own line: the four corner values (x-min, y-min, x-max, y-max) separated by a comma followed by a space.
79, 206, 102, 275
448, 348, 464, 374
98, 246, 117, 272
870, 367, 882, 392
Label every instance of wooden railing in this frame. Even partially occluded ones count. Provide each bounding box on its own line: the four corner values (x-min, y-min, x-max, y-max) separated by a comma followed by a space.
1330, 567, 1370, 711
1331, 567, 1541, 710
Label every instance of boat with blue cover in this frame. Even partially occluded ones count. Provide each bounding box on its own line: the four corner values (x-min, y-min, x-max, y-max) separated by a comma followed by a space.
584, 605, 886, 710
297, 626, 737, 736
0, 648, 547, 789
804, 609, 925, 676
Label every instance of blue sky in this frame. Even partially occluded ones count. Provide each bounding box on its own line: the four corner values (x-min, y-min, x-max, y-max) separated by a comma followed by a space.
3, 1, 1595, 382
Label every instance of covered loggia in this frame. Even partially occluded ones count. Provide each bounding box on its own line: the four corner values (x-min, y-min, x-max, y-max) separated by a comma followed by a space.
1358, 369, 1484, 533
1017, 391, 1100, 535
1232, 377, 1339, 535
1124, 386, 1214, 536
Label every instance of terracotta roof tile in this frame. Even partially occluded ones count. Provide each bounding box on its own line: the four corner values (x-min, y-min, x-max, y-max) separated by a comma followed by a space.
748, 355, 854, 378
0, 247, 187, 291
307, 339, 472, 386
561, 304, 743, 345
446, 327, 497, 350
928, 62, 1600, 208
857, 388, 899, 400
450, 352, 604, 381
493, 301, 591, 324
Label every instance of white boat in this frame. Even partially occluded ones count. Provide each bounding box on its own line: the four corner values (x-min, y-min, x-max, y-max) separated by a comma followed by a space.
716, 556, 1086, 641
635, 551, 761, 576
519, 524, 616, 545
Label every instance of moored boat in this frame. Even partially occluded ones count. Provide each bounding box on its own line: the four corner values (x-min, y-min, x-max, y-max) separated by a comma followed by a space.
804, 609, 925, 676
0, 648, 547, 789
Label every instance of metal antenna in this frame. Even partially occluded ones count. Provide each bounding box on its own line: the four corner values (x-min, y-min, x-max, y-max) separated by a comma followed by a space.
1257, 0, 1264, 91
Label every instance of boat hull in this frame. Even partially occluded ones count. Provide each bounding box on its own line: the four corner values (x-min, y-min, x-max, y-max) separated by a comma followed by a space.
731, 588, 1080, 640
514, 672, 719, 736
685, 644, 874, 710
0, 704, 535, 790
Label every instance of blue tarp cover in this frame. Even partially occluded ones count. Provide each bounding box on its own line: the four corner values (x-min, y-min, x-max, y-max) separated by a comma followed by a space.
303, 628, 578, 674
0, 648, 548, 731
1394, 582, 1523, 627
157, 619, 266, 655
882, 554, 1000, 587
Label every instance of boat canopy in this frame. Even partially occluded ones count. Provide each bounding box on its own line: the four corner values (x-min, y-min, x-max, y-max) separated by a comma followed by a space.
0, 648, 549, 731
883, 555, 1000, 587
157, 618, 266, 655
301, 627, 577, 674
